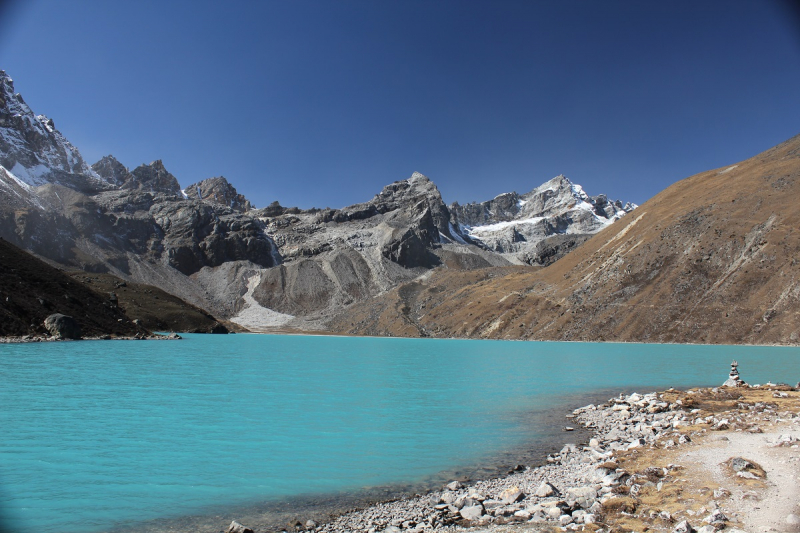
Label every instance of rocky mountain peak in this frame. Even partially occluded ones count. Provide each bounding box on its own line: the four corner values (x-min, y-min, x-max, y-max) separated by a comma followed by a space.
408, 171, 431, 183
0, 70, 15, 105
449, 174, 635, 265
366, 173, 453, 241
0, 71, 109, 192
128, 160, 182, 195
373, 173, 442, 207
92, 155, 134, 187
183, 176, 252, 212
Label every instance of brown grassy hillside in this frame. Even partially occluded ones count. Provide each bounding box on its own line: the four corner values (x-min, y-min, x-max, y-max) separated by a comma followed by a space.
328, 133, 800, 345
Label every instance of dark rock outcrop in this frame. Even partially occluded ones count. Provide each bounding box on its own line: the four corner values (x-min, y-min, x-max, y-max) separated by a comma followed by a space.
520, 233, 594, 267
43, 313, 81, 339
146, 196, 276, 275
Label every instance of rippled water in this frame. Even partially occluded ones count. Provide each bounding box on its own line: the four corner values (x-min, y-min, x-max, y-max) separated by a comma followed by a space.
0, 335, 797, 532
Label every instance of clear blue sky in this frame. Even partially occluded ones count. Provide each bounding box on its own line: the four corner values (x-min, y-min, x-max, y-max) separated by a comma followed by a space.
1, 0, 798, 209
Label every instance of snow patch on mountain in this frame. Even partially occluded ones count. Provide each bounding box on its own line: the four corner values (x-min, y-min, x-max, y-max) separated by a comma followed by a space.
465, 216, 545, 235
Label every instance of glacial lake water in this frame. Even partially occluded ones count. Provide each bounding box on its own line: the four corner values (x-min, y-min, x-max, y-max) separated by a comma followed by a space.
1, 334, 798, 533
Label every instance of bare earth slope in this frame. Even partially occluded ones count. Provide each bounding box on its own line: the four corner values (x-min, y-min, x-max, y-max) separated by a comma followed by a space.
328, 133, 800, 345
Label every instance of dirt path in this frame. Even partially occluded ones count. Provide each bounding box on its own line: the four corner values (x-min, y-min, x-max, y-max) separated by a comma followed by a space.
678, 423, 800, 532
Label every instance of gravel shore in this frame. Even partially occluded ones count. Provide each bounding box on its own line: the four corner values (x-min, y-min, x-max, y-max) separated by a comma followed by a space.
0, 332, 181, 343
227, 380, 800, 533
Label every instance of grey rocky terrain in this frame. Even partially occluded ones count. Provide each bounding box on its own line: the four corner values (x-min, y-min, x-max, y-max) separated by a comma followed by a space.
243, 173, 510, 327
0, 70, 634, 331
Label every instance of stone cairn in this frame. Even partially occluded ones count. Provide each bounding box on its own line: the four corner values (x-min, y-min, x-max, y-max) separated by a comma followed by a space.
723, 360, 746, 387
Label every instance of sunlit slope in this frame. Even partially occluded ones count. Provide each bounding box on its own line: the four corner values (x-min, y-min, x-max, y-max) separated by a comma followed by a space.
329, 133, 800, 345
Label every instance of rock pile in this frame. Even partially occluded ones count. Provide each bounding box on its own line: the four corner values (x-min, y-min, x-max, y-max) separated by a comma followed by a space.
723, 360, 747, 387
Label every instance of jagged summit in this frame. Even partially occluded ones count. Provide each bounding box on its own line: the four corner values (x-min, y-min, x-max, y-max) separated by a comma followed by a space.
92, 155, 133, 187
36, 114, 56, 132
519, 174, 634, 220
408, 171, 431, 183
128, 160, 182, 195
183, 176, 252, 212
92, 157, 182, 195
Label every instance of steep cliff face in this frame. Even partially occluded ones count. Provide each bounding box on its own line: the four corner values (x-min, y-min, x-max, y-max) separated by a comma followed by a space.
450, 175, 635, 266
129, 160, 182, 195
92, 188, 278, 275
328, 133, 800, 345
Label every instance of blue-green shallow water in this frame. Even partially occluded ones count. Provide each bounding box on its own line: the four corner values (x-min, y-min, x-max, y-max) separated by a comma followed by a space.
0, 335, 798, 533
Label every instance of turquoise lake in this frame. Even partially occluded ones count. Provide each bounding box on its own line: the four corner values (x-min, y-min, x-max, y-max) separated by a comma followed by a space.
1, 334, 798, 532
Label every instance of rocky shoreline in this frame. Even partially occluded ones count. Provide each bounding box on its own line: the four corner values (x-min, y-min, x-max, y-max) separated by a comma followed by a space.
0, 332, 182, 343
227, 372, 800, 533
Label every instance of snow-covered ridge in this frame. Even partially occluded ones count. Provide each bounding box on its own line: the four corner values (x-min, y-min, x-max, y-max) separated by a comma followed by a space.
449, 174, 636, 265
